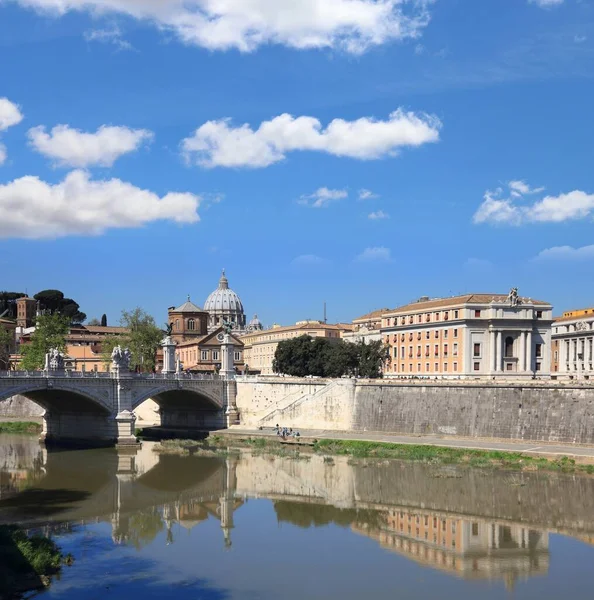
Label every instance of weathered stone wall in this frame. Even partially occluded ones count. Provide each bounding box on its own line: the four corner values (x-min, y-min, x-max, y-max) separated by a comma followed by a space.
236, 377, 594, 444
0, 395, 44, 419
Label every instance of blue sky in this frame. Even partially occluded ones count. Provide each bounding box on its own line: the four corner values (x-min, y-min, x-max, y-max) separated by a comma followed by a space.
1, 0, 593, 327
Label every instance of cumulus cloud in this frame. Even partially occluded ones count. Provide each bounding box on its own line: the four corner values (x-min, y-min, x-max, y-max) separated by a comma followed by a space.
27, 124, 153, 168
0, 170, 200, 239
298, 187, 347, 208
0, 97, 23, 131
355, 246, 392, 262
473, 180, 594, 225
358, 188, 379, 200
84, 25, 134, 51
534, 245, 594, 261
12, 0, 432, 54
0, 97, 24, 165
291, 254, 330, 266
182, 109, 441, 168
368, 210, 389, 220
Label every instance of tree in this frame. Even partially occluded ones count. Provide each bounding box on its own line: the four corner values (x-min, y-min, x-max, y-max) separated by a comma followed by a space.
87, 318, 101, 326
0, 327, 13, 370
33, 289, 86, 324
101, 314, 107, 327
20, 314, 70, 371
273, 335, 388, 379
0, 291, 26, 319
101, 308, 162, 372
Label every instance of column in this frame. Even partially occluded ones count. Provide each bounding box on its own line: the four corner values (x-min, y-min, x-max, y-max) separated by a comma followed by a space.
495, 331, 501, 371
526, 330, 533, 373
489, 330, 496, 373
161, 336, 176, 374
520, 331, 526, 373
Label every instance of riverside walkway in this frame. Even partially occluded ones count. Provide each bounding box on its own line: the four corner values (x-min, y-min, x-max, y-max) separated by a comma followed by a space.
216, 426, 594, 461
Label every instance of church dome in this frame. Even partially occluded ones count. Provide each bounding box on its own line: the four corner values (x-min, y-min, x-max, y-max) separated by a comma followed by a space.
248, 314, 263, 331
204, 270, 246, 332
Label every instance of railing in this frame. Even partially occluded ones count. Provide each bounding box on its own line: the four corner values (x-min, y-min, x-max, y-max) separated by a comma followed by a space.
0, 370, 219, 381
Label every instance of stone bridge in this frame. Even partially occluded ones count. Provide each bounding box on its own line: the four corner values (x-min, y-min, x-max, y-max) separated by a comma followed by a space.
0, 370, 238, 446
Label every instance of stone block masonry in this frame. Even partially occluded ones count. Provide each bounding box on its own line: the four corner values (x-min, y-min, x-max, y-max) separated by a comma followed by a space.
236, 377, 594, 445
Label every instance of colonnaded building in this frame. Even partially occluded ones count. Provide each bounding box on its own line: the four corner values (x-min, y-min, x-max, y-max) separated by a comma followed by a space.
381, 290, 553, 379
551, 307, 594, 380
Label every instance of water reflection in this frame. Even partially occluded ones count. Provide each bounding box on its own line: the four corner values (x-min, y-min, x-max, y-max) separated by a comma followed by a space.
2, 434, 594, 594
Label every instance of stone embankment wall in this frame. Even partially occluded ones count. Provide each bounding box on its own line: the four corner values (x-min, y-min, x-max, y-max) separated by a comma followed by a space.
0, 395, 44, 420
235, 376, 594, 444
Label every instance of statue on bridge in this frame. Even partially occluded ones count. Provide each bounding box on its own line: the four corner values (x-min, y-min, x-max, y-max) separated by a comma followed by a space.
111, 345, 132, 371
46, 348, 65, 371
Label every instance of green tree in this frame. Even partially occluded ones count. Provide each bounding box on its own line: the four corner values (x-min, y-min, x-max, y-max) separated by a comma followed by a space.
33, 289, 86, 324
355, 340, 389, 379
101, 308, 162, 372
101, 314, 107, 327
0, 327, 13, 370
87, 318, 101, 326
0, 291, 26, 319
20, 314, 70, 371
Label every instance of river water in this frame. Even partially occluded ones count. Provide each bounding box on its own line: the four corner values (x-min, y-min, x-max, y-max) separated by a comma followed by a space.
2, 434, 594, 599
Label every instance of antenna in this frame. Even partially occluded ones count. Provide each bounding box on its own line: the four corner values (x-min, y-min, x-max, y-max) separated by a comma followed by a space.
323, 301, 327, 324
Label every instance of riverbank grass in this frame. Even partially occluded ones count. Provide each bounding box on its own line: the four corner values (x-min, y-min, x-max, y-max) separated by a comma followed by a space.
312, 439, 594, 474
0, 421, 42, 434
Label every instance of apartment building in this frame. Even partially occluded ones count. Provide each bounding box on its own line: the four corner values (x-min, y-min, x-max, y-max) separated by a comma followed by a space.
551, 307, 594, 380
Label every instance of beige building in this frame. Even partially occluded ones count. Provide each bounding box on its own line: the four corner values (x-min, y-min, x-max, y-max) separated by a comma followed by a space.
342, 308, 388, 345
551, 307, 594, 380
381, 291, 553, 379
242, 320, 353, 375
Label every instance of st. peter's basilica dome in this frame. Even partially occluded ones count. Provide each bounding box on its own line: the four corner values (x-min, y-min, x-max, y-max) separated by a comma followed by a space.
204, 270, 246, 332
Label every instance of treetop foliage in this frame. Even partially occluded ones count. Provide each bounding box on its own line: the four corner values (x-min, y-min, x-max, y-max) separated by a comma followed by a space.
273, 335, 388, 379
34, 289, 86, 324
20, 313, 70, 371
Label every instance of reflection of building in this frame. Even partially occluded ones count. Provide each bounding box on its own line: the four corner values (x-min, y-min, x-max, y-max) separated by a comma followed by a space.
551, 307, 594, 380
354, 508, 549, 588
381, 291, 553, 379
342, 308, 387, 345
241, 320, 353, 375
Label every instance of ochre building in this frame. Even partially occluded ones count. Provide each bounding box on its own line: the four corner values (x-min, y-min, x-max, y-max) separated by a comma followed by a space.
381, 292, 553, 379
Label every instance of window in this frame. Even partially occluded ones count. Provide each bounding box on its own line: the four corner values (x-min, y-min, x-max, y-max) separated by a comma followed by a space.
535, 343, 542, 358
417, 363, 421, 372
506, 363, 513, 371
435, 330, 439, 339
444, 344, 448, 357
409, 364, 413, 372
474, 362, 480, 371
505, 336, 514, 358
401, 346, 405, 358
401, 333, 405, 342
425, 345, 430, 356
426, 363, 430, 371
435, 362, 439, 371
409, 316, 413, 324
434, 344, 439, 356
201, 350, 208, 361
213, 351, 219, 361
175, 319, 180, 330
444, 363, 448, 372
409, 333, 413, 341
472, 523, 479, 536
536, 310, 543, 318
417, 332, 421, 340
454, 310, 459, 319
444, 330, 448, 339
393, 347, 398, 358
426, 331, 430, 339
434, 312, 440, 320
444, 312, 449, 321
453, 362, 458, 372
453, 343, 458, 356
426, 313, 431, 322
409, 347, 413, 358
418, 315, 422, 323
473, 343, 481, 357
187, 318, 195, 331
234, 351, 241, 361
536, 362, 541, 371
453, 329, 458, 338
417, 346, 421, 357
442, 520, 446, 531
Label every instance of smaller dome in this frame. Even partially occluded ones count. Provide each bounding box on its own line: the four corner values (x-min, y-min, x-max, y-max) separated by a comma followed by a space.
173, 296, 204, 313
248, 314, 263, 331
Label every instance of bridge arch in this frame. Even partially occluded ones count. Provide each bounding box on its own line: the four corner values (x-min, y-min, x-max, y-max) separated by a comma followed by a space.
0, 382, 112, 416
131, 385, 222, 413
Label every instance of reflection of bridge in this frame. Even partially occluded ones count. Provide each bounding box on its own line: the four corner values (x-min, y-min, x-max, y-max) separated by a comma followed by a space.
3, 442, 594, 581
0, 370, 238, 445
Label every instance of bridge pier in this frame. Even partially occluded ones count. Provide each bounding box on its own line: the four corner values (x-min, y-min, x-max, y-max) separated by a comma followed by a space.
40, 410, 118, 447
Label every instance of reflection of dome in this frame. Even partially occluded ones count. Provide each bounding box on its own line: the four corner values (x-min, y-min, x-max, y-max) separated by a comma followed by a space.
247, 314, 263, 332
204, 270, 246, 332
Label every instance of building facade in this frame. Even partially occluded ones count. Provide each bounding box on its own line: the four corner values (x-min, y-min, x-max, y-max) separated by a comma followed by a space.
342, 308, 388, 345
175, 329, 245, 374
242, 321, 352, 375
381, 291, 553, 379
551, 307, 594, 380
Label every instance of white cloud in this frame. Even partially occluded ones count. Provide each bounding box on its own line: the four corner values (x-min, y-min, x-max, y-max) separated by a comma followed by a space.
355, 246, 392, 262
298, 187, 347, 208
574, 35, 587, 44
368, 210, 389, 220
291, 254, 330, 266
84, 25, 134, 51
0, 170, 200, 239
534, 245, 594, 261
0, 97, 24, 165
529, 0, 564, 7
13, 0, 432, 54
27, 124, 154, 168
358, 188, 379, 200
473, 180, 594, 225
182, 109, 441, 168
0, 97, 23, 131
